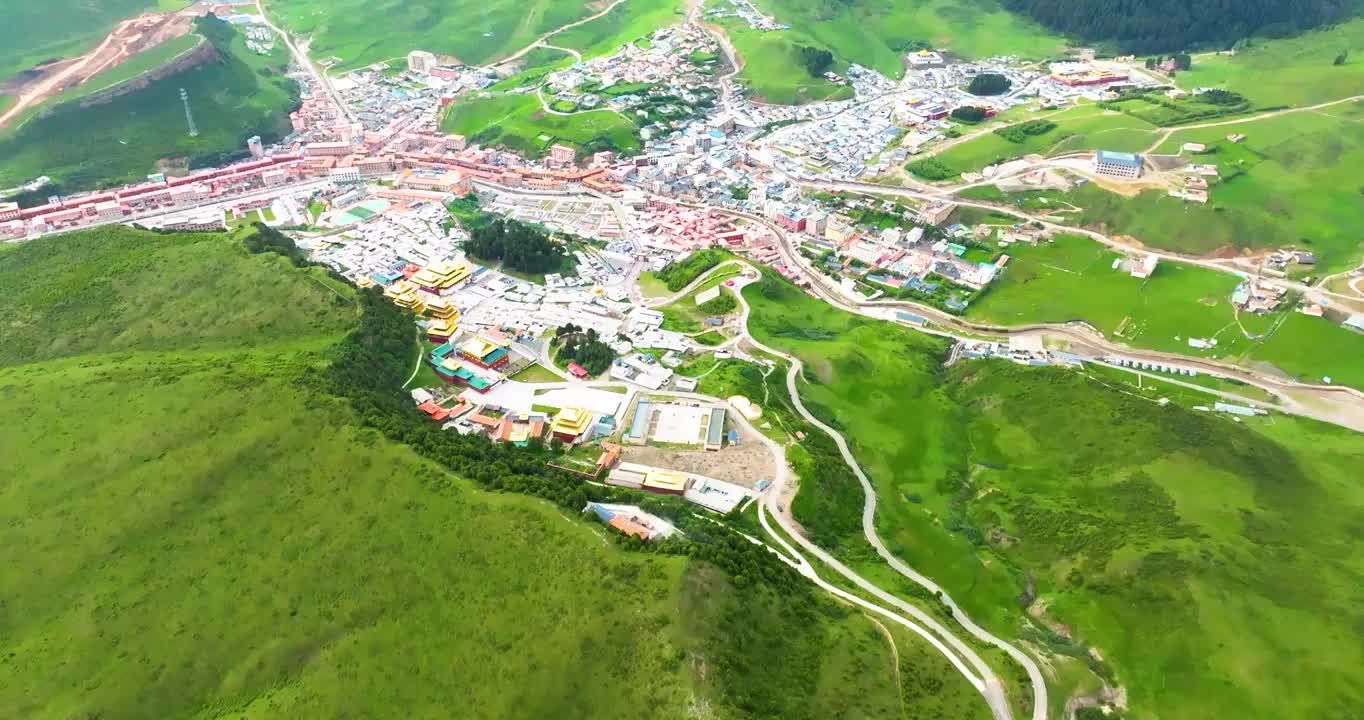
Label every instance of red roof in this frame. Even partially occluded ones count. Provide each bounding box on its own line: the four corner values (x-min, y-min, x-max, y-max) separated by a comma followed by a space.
567, 362, 588, 378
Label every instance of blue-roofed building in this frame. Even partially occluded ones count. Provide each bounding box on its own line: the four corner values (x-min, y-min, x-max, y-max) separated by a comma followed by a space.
1094, 150, 1143, 179
896, 311, 928, 325
371, 269, 405, 285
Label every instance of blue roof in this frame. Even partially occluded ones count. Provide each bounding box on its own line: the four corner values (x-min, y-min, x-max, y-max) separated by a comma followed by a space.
1097, 150, 1142, 167
896, 311, 928, 325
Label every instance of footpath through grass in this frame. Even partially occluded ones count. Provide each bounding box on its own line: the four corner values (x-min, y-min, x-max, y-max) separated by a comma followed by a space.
0, 225, 928, 720
743, 268, 1364, 720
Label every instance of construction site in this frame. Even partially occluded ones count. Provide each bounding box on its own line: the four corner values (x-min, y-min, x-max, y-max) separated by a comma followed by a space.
0, 7, 202, 129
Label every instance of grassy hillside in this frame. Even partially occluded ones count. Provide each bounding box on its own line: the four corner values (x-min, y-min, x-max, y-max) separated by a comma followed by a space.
743, 269, 1364, 720
0, 17, 297, 195
964, 234, 1364, 389
268, 0, 599, 68
1174, 18, 1364, 107
0, 0, 186, 81
919, 105, 1158, 178
729, 0, 1065, 81
0, 225, 939, 719
441, 91, 640, 157
1059, 104, 1364, 274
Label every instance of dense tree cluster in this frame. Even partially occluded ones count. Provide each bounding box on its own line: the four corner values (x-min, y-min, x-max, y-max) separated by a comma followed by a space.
993, 119, 1056, 143
950, 106, 988, 123
554, 323, 616, 375
905, 157, 957, 180
656, 248, 728, 291
464, 217, 567, 274
242, 222, 312, 266
999, 0, 1353, 54
967, 73, 1012, 96
796, 45, 835, 77
699, 292, 738, 315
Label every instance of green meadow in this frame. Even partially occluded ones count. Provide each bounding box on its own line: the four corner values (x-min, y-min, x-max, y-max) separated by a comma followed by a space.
441, 91, 640, 157
554, 0, 685, 58
0, 18, 298, 194
268, 0, 598, 68
922, 105, 1158, 178
1175, 18, 1364, 107
743, 268, 1364, 720
0, 225, 943, 719
966, 233, 1364, 390
0, 0, 186, 80
1075, 104, 1364, 272
717, 18, 855, 105
735, 0, 1064, 80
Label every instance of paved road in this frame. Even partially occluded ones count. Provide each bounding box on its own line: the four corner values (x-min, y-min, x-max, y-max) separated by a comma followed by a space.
255, 0, 355, 125
702, 203, 1364, 432
720, 275, 1042, 720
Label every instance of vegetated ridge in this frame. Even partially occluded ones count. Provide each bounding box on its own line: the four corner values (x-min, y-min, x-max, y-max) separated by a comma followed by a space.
999, 0, 1356, 53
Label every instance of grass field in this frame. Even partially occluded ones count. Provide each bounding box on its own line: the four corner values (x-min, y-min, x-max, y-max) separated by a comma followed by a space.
732, 0, 1065, 80
1175, 18, 1364, 107
267, 0, 599, 68
660, 266, 742, 332
554, 0, 685, 58
923, 105, 1157, 177
743, 268, 1364, 720
967, 234, 1364, 390
0, 0, 184, 80
0, 225, 947, 719
509, 362, 564, 382
718, 18, 855, 105
1076, 104, 1364, 272
0, 18, 297, 194
441, 91, 640, 157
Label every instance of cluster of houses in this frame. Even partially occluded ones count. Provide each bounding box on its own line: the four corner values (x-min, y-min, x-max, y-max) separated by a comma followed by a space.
1232, 279, 1288, 314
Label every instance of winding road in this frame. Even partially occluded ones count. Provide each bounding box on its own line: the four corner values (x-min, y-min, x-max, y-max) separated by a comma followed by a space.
715, 274, 1046, 720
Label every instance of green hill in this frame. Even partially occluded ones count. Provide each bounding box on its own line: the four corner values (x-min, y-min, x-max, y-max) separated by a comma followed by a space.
0, 225, 953, 719
0, 16, 297, 195
744, 268, 1364, 720
269, 0, 605, 68
0, 0, 181, 80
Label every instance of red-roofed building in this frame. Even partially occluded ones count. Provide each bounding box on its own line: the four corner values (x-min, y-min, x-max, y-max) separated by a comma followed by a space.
567, 362, 589, 379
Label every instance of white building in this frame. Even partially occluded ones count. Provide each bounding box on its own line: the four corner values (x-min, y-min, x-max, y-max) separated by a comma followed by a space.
1093, 150, 1143, 180
407, 50, 438, 74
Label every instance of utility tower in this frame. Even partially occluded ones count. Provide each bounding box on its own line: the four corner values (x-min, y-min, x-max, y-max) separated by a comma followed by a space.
179, 88, 199, 137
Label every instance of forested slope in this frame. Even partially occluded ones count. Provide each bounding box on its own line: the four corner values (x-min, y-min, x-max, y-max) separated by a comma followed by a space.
999, 0, 1356, 52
